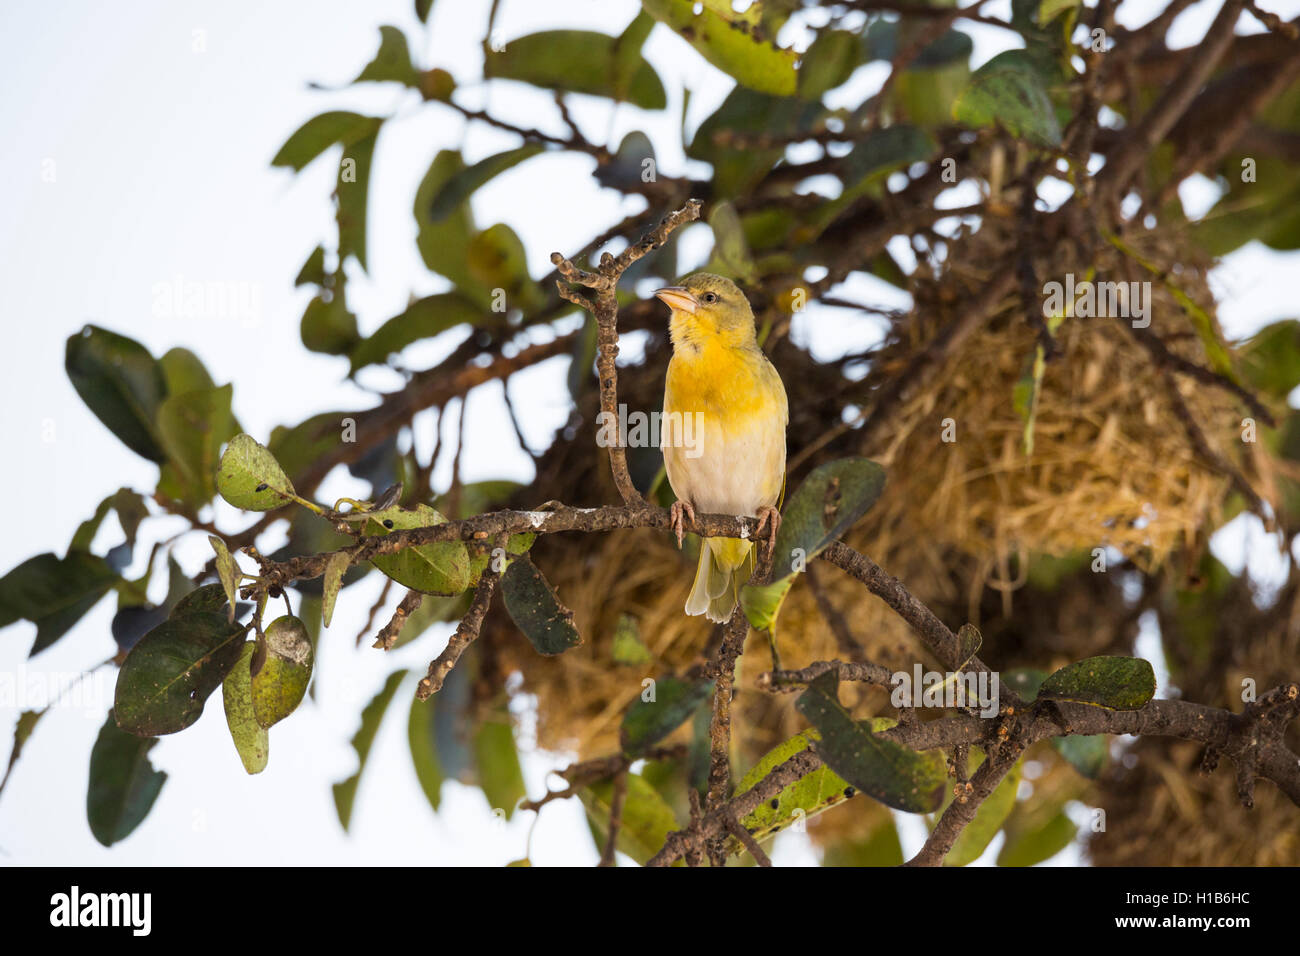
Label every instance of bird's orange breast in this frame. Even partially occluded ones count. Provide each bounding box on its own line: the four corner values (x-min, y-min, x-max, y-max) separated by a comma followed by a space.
664, 337, 769, 425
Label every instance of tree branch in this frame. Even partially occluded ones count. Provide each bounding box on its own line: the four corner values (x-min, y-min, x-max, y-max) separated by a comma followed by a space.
549, 199, 703, 506
415, 551, 502, 700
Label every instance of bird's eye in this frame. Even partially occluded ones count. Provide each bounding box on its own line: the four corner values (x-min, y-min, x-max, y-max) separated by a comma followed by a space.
703, 292, 718, 303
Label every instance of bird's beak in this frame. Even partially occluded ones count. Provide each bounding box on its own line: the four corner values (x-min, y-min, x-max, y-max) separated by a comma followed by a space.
655, 286, 699, 314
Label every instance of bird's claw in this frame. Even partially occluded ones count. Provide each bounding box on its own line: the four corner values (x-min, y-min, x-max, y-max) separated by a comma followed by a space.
755, 507, 781, 556
669, 500, 696, 549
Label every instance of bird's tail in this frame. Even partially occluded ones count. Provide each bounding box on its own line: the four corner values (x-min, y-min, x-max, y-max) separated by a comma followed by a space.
686, 536, 755, 623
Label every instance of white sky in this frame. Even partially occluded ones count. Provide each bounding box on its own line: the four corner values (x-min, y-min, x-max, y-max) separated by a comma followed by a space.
1, 0, 1297, 866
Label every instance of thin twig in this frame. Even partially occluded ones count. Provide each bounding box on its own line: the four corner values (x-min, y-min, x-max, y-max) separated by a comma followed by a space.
415, 542, 503, 700
904, 748, 1021, 866
705, 608, 749, 821
758, 659, 895, 692
598, 770, 628, 867
373, 588, 424, 650
725, 811, 772, 867
550, 199, 703, 506
1096, 0, 1247, 205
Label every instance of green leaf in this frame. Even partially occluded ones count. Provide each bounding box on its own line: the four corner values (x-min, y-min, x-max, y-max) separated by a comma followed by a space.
171, 582, 233, 618
944, 757, 1021, 866
822, 815, 905, 866
414, 150, 478, 287
997, 809, 1077, 866
208, 536, 240, 623
158, 346, 217, 395
354, 25, 418, 86
0, 709, 45, 798
418, 66, 457, 103
706, 200, 756, 283
222, 642, 269, 774
415, 0, 434, 23
954, 622, 982, 665
613, 11, 656, 101
621, 676, 713, 756
428, 144, 545, 223
299, 595, 322, 660
216, 433, 297, 512
87, 711, 167, 847
0, 551, 119, 655
611, 613, 652, 666
349, 292, 483, 373
156, 383, 236, 509
594, 130, 658, 193
739, 575, 793, 631
641, 0, 798, 97
466, 222, 540, 309
408, 694, 444, 812
798, 28, 861, 99
485, 30, 667, 109
321, 551, 349, 628
1038, 0, 1081, 24
338, 130, 378, 270
271, 111, 381, 172
65, 325, 167, 462
1037, 655, 1156, 710
1052, 734, 1109, 778
688, 86, 825, 195
841, 125, 937, 197
771, 457, 887, 579
1238, 319, 1300, 398
581, 773, 680, 865
863, 20, 972, 68
295, 245, 328, 287
333, 670, 407, 831
501, 556, 581, 655
893, 55, 972, 128
796, 671, 946, 813
1193, 180, 1300, 257
71, 493, 118, 555
953, 50, 1062, 147
735, 730, 856, 842
365, 505, 471, 596
473, 717, 526, 819
250, 615, 314, 729
114, 605, 247, 736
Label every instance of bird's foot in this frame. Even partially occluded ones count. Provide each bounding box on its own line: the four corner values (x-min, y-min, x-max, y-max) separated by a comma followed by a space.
755, 506, 782, 556
669, 500, 696, 549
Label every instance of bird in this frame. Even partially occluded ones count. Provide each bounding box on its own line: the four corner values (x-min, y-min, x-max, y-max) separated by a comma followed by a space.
655, 273, 788, 623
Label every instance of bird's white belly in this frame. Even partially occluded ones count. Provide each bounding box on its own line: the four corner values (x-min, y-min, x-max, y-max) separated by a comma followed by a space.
663, 413, 783, 517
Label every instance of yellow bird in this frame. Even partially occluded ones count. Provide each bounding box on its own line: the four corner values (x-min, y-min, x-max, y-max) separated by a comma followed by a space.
656, 273, 788, 623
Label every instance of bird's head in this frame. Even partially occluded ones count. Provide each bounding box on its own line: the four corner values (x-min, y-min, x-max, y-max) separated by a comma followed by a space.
655, 273, 756, 348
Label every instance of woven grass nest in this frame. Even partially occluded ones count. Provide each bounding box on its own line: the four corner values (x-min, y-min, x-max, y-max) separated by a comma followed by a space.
485, 224, 1278, 780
